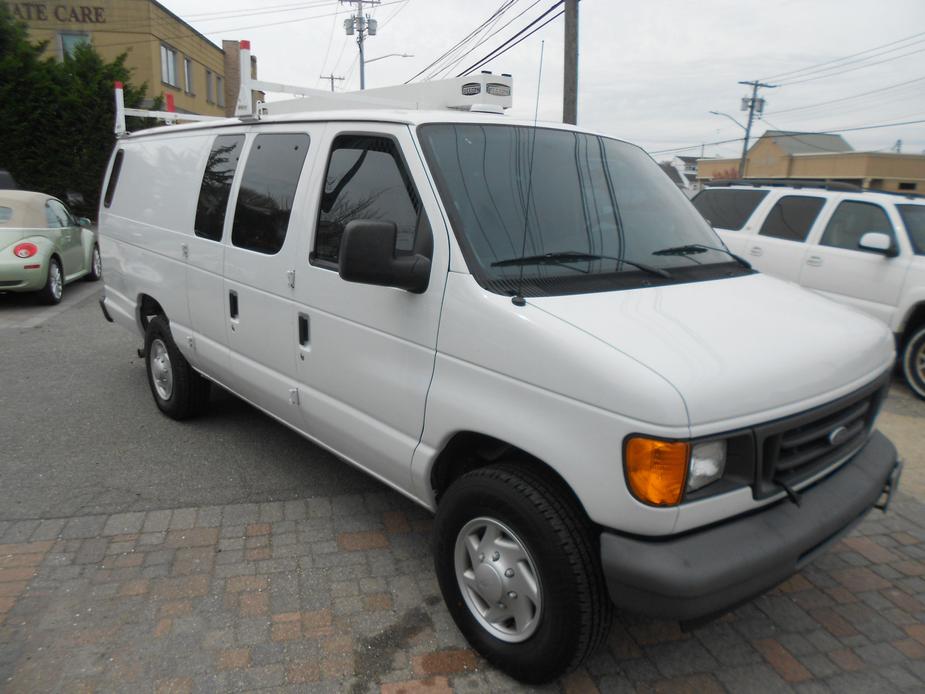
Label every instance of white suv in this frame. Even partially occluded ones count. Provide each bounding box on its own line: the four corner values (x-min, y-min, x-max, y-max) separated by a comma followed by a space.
694, 181, 925, 399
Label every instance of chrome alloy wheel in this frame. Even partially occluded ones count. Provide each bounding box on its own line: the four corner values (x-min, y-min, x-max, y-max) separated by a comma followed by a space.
454, 517, 542, 643
49, 262, 62, 300
916, 341, 925, 383
92, 247, 102, 277
149, 338, 174, 401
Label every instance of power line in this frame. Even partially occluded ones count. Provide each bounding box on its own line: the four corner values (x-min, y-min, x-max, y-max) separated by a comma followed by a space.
765, 75, 925, 116
778, 46, 925, 86
425, 2, 517, 81
456, 1, 564, 77
760, 30, 925, 82
404, 1, 516, 83
647, 118, 925, 156
317, 1, 343, 86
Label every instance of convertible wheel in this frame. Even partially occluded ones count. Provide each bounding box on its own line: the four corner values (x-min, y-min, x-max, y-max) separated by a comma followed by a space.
903, 326, 925, 400
85, 245, 102, 281
38, 257, 63, 305
144, 316, 211, 419
433, 463, 612, 684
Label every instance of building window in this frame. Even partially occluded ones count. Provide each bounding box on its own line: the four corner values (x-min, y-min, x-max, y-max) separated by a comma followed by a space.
206, 69, 214, 103
899, 182, 917, 191
217, 76, 225, 107
59, 32, 89, 59
184, 58, 194, 94
160, 44, 178, 87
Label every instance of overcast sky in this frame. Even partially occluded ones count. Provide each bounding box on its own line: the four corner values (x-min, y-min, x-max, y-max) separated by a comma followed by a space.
160, 0, 925, 160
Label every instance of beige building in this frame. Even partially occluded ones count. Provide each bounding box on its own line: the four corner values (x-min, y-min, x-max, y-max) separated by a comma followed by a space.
698, 130, 925, 193
5, 0, 258, 117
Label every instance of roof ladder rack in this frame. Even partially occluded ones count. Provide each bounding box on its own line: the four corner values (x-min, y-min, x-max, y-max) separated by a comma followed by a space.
113, 82, 223, 137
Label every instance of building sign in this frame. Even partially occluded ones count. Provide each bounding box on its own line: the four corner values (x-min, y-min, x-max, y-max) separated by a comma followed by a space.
5, 3, 106, 23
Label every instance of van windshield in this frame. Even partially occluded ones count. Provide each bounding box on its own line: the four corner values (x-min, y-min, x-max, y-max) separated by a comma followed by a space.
417, 123, 745, 296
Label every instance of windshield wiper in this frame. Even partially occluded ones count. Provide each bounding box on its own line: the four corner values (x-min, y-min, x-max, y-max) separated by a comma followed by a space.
492, 251, 673, 279
651, 243, 752, 269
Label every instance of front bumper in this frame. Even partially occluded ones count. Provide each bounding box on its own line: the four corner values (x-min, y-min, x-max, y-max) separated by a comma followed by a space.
600, 430, 899, 621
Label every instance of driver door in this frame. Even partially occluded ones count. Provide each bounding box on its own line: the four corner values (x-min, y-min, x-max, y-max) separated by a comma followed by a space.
45, 199, 83, 277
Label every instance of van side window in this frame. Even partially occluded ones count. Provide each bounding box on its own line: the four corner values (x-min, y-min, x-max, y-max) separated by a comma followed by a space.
103, 149, 124, 209
691, 189, 768, 231
820, 201, 895, 252
758, 195, 825, 242
231, 133, 310, 254
195, 135, 244, 241
312, 134, 423, 267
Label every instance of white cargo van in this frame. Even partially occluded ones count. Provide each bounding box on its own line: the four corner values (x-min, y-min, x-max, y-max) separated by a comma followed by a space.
98, 71, 902, 683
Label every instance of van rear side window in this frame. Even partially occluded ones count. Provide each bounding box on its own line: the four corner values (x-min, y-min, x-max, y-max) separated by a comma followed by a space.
231, 133, 310, 255
692, 189, 768, 231
103, 150, 124, 208
195, 135, 244, 241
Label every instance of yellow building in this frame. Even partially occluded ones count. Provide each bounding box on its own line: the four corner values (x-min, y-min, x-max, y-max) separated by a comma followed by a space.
4, 0, 257, 117
698, 130, 925, 193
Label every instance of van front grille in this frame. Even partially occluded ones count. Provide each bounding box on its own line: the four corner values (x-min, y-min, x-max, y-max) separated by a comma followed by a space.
752, 374, 889, 499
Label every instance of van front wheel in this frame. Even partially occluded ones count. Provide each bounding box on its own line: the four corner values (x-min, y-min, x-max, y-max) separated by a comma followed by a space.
903, 326, 925, 400
144, 316, 210, 420
433, 463, 612, 684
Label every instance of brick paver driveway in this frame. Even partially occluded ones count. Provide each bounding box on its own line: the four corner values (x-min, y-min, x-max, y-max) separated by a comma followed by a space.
2, 294, 924, 692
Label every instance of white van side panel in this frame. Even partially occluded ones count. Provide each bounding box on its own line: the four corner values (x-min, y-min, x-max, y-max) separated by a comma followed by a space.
100, 133, 215, 335
414, 271, 690, 535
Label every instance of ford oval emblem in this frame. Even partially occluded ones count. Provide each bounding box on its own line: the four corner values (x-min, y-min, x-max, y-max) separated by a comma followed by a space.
828, 426, 850, 447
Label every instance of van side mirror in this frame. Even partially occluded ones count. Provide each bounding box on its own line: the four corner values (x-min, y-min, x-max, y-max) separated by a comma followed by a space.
77, 217, 92, 229
338, 219, 431, 294
858, 232, 898, 257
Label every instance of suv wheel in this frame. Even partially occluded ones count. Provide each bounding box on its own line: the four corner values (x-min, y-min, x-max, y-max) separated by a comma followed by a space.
433, 463, 612, 684
902, 326, 925, 400
144, 316, 210, 419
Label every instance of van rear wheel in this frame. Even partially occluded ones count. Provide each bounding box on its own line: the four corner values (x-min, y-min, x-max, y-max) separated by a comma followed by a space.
903, 326, 925, 400
144, 316, 210, 419
433, 463, 612, 684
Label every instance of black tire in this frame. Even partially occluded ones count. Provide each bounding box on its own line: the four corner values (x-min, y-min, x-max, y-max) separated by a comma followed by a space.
38, 257, 63, 305
902, 326, 925, 400
144, 315, 210, 420
85, 245, 102, 282
433, 463, 612, 684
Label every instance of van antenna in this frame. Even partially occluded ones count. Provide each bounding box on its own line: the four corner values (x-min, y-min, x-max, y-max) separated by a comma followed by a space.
512, 40, 545, 307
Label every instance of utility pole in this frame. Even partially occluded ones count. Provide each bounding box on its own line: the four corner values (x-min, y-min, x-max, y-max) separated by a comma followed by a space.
737, 80, 777, 177
893, 139, 903, 153
341, 0, 380, 90
320, 74, 345, 92
563, 0, 578, 124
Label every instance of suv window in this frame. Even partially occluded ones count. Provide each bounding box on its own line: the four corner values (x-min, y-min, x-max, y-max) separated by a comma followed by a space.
692, 189, 768, 230
312, 134, 423, 266
898, 205, 925, 255
820, 201, 895, 252
231, 133, 310, 255
758, 195, 825, 242
195, 135, 244, 241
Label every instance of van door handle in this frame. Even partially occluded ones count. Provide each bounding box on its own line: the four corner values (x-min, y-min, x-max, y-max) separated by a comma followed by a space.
298, 314, 310, 348
748, 246, 763, 257
229, 290, 239, 319
806, 255, 823, 267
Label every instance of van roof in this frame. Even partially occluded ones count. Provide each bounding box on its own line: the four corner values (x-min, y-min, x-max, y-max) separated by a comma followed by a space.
119, 108, 603, 140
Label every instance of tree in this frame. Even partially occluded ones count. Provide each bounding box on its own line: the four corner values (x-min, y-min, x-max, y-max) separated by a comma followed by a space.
0, 5, 153, 218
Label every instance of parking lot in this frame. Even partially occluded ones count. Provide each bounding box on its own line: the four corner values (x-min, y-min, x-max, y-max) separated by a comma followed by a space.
1, 289, 925, 693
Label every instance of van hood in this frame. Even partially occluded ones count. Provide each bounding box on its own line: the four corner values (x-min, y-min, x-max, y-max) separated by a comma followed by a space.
529, 273, 894, 428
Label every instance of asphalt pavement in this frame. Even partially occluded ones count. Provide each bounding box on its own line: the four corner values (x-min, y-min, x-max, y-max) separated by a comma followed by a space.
0, 288, 381, 521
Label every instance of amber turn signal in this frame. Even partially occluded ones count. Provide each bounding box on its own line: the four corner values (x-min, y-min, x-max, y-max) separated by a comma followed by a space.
625, 437, 691, 506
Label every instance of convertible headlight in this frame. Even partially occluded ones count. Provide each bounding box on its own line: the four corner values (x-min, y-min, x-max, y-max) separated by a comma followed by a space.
687, 440, 727, 492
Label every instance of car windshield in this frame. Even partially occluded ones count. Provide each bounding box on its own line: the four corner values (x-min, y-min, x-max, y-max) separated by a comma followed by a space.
898, 204, 925, 255
417, 124, 743, 296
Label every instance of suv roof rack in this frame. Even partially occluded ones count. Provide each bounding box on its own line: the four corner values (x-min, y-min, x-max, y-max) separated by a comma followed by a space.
705, 179, 863, 192
114, 41, 513, 137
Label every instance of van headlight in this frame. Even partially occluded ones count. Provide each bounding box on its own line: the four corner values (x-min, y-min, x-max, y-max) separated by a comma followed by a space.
687, 440, 727, 492
624, 437, 727, 505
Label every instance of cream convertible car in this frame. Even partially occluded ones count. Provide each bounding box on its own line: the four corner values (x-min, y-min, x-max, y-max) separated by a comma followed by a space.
0, 190, 101, 304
